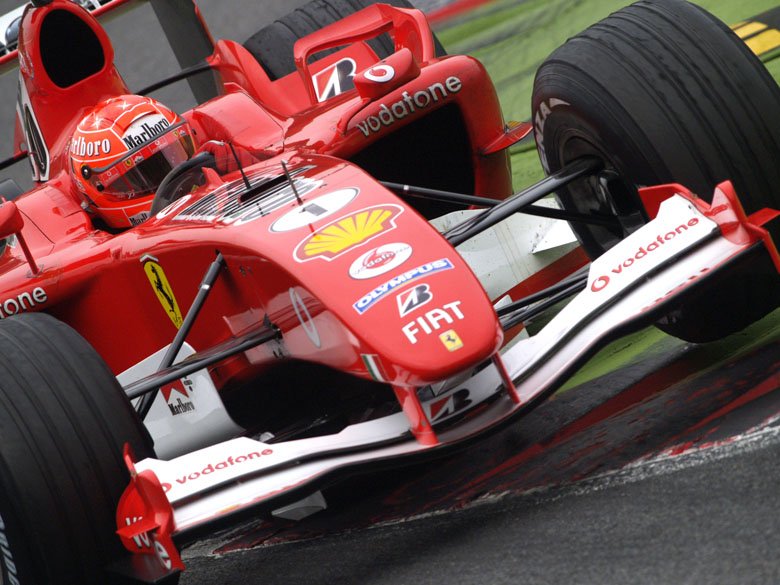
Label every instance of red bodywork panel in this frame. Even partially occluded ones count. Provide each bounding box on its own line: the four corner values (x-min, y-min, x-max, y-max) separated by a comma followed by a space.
0, 1, 513, 391
2, 3, 777, 581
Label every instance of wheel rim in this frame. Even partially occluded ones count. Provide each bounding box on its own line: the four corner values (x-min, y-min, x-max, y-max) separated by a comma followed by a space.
556, 133, 648, 257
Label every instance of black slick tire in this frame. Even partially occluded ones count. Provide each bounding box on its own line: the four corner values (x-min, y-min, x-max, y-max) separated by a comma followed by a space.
0, 313, 154, 585
244, 0, 446, 80
533, 0, 780, 256
531, 0, 780, 341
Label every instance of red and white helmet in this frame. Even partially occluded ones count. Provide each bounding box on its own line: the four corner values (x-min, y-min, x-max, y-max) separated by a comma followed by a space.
69, 95, 196, 228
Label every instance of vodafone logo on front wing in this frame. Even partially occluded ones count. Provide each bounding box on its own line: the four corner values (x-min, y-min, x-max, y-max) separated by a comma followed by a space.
160, 449, 274, 493
590, 216, 701, 292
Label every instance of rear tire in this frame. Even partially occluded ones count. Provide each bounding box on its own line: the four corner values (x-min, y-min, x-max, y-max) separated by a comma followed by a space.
244, 0, 446, 80
0, 313, 154, 585
532, 0, 780, 341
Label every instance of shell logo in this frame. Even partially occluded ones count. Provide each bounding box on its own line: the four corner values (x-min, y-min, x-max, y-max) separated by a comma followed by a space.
294, 204, 404, 262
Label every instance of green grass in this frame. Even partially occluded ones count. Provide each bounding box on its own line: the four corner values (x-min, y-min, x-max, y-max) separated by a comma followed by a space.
433, 1, 780, 390
435, 0, 780, 185
764, 54, 780, 79
559, 309, 780, 392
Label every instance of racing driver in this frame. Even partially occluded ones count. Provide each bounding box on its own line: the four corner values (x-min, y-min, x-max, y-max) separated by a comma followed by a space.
69, 94, 256, 229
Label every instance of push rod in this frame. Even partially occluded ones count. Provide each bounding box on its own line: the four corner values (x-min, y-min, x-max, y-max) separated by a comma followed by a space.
136, 252, 225, 417
382, 178, 619, 229
495, 269, 588, 317
126, 326, 281, 400
444, 157, 603, 246
382, 178, 620, 229
500, 279, 587, 331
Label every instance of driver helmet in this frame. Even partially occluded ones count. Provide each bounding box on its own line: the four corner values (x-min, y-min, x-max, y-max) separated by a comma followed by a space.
69, 94, 196, 228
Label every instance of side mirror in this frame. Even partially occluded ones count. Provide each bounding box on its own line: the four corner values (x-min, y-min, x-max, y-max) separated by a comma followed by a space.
0, 200, 38, 274
0, 200, 23, 240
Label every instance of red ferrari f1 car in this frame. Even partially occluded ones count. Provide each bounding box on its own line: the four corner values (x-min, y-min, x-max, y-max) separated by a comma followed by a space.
0, 0, 778, 583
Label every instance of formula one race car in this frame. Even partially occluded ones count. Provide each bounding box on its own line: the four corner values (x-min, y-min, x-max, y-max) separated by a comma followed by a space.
0, 0, 778, 583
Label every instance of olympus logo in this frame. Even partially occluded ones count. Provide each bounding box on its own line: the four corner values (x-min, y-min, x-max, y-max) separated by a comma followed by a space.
353, 258, 454, 314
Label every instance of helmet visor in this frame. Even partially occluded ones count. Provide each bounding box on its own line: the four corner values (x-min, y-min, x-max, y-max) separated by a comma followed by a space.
82, 122, 195, 201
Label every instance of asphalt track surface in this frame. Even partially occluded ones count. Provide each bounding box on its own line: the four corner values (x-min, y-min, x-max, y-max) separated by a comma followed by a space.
174, 320, 780, 584
0, 1, 777, 583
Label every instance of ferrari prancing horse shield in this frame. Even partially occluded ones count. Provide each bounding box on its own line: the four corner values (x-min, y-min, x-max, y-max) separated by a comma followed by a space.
142, 255, 183, 329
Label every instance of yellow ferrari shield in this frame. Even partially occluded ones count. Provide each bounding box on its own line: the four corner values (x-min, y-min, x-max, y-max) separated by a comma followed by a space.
143, 259, 183, 329
439, 329, 463, 352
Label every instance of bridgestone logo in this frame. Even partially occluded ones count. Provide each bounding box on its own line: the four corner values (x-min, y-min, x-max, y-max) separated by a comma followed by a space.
355, 76, 462, 137
0, 513, 21, 585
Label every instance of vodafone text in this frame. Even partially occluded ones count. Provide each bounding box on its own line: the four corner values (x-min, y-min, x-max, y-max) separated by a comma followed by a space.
356, 77, 462, 137
173, 450, 273, 486
591, 218, 700, 292
0, 287, 48, 319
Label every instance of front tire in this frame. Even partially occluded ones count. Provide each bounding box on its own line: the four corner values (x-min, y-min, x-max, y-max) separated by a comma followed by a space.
533, 0, 780, 256
0, 313, 154, 585
532, 0, 780, 341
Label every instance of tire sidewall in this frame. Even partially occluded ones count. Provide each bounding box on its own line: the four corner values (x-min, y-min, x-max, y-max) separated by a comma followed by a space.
0, 499, 35, 585
0, 313, 153, 585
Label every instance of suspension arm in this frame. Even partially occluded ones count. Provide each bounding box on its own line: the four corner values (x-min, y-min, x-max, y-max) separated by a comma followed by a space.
444, 157, 604, 245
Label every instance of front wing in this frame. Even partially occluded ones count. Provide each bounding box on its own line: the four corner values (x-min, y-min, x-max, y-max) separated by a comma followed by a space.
112, 181, 780, 580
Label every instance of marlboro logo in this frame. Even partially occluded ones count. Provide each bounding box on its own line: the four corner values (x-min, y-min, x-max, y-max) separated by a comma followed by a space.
123, 115, 171, 148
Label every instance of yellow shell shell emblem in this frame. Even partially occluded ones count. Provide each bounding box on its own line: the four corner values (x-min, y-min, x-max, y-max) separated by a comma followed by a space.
143, 258, 183, 329
295, 205, 402, 261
